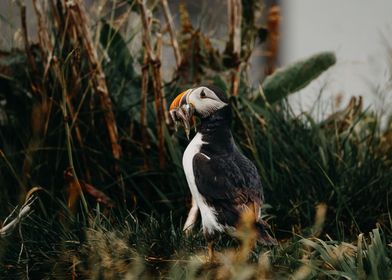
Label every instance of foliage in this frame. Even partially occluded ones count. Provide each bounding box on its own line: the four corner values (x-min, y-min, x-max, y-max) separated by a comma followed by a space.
0, 198, 390, 279
260, 52, 336, 104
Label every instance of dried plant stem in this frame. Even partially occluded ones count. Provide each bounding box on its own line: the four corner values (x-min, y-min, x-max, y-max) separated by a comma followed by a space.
57, 58, 89, 214
65, 0, 122, 161
227, 0, 242, 96
155, 33, 169, 125
66, 96, 92, 182
227, 0, 242, 56
65, 0, 125, 199
152, 35, 166, 168
264, 5, 280, 76
230, 63, 241, 96
18, 1, 48, 199
32, 0, 52, 76
138, 0, 155, 60
32, 0, 91, 182
138, 0, 166, 168
140, 52, 150, 169
160, 0, 182, 67
19, 1, 41, 97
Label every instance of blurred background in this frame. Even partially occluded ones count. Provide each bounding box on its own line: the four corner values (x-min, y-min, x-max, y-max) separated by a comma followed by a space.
282, 0, 392, 122
2, 0, 392, 117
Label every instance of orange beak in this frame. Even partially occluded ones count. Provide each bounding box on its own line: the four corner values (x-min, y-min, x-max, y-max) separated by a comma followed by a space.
169, 89, 195, 140
169, 90, 188, 111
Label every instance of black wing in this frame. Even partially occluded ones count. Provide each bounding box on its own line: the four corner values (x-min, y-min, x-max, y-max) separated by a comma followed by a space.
193, 151, 263, 225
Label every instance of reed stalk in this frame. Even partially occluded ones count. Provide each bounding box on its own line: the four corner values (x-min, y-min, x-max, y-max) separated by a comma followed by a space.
160, 0, 182, 68
138, 0, 166, 168
65, 0, 125, 200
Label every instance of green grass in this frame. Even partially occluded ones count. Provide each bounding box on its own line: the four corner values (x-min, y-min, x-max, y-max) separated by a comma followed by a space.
1, 99, 391, 278
0, 199, 390, 279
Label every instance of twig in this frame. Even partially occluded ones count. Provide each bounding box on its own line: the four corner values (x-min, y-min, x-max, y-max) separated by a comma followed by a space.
33, 0, 92, 182
65, 0, 122, 161
264, 5, 280, 76
140, 51, 150, 169
18, 1, 41, 97
0, 196, 36, 238
138, 0, 155, 61
18, 1, 48, 199
65, 0, 125, 199
32, 0, 52, 78
227, 0, 242, 56
55, 57, 89, 213
227, 0, 242, 96
138, 0, 166, 168
155, 32, 169, 125
230, 63, 242, 96
151, 38, 166, 169
152, 33, 167, 168
160, 0, 182, 68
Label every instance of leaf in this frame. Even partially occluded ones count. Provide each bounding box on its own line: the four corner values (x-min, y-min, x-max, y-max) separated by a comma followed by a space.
83, 182, 115, 208
64, 168, 114, 209
261, 52, 336, 104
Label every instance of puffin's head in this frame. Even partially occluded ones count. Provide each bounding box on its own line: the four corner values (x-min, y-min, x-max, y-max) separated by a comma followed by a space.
169, 85, 229, 138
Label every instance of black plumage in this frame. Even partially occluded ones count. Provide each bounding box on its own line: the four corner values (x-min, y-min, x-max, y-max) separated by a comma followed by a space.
169, 85, 276, 257
194, 102, 273, 244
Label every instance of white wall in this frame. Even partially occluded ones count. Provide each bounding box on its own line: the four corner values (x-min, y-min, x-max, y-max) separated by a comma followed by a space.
280, 0, 392, 119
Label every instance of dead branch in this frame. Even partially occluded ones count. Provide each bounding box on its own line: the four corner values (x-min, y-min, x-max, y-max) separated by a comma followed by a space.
138, 0, 155, 61
32, 0, 53, 78
140, 52, 150, 169
155, 32, 169, 125
33, 0, 91, 182
152, 33, 166, 168
138, 0, 166, 169
65, 0, 122, 160
264, 5, 281, 75
160, 0, 182, 68
230, 64, 242, 96
227, 0, 242, 96
18, 1, 47, 199
65, 0, 124, 199
19, 1, 41, 97
227, 0, 242, 55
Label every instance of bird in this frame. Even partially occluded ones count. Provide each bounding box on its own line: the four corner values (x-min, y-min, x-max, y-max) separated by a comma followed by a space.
169, 85, 277, 260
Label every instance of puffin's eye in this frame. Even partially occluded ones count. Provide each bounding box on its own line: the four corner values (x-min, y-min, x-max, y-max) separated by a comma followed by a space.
200, 90, 207, 98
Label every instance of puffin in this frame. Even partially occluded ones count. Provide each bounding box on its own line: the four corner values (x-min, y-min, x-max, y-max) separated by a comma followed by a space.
169, 85, 276, 259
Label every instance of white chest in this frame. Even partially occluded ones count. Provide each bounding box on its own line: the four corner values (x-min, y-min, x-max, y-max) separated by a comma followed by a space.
182, 133, 223, 233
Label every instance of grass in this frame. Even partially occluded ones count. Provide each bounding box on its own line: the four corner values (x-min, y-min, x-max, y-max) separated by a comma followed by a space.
0, 198, 391, 279
0, 0, 392, 279
1, 98, 391, 278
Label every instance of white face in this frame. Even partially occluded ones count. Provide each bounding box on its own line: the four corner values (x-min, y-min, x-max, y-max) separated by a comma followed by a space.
186, 86, 227, 118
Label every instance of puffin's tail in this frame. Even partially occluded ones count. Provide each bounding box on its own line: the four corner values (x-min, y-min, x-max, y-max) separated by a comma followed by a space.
255, 220, 278, 246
